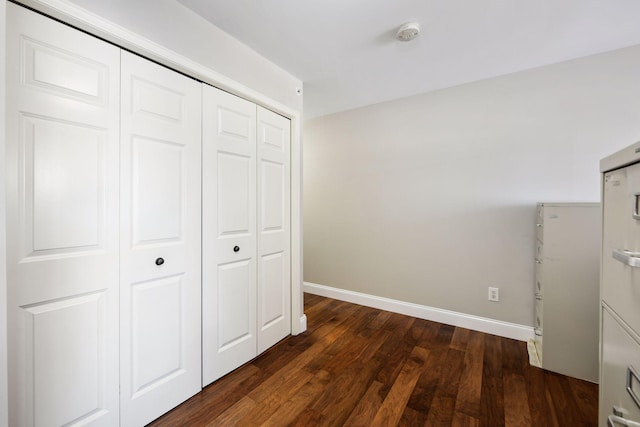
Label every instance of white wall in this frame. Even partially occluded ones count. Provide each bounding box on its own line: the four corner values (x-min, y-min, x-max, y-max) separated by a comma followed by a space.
66, 0, 302, 112
304, 45, 640, 327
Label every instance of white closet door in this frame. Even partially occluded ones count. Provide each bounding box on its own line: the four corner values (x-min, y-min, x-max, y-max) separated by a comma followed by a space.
202, 85, 257, 385
257, 107, 291, 354
120, 52, 202, 426
6, 4, 120, 426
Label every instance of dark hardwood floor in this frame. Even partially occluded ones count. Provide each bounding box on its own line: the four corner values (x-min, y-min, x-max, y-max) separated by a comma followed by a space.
148, 293, 598, 426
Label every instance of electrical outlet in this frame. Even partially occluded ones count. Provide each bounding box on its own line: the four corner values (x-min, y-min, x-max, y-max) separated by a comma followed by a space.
488, 287, 500, 302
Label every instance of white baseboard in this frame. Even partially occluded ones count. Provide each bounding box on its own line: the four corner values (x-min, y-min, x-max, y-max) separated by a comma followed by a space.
303, 282, 534, 342
295, 314, 307, 335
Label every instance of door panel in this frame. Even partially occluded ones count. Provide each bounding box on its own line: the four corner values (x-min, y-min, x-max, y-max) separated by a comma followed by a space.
132, 136, 183, 244
218, 260, 254, 349
131, 79, 184, 121
29, 293, 108, 427
261, 252, 286, 326
120, 51, 202, 426
257, 107, 291, 354
218, 152, 253, 234
25, 115, 106, 255
6, 4, 120, 426
261, 161, 285, 231
130, 275, 184, 395
202, 85, 257, 385
22, 38, 109, 105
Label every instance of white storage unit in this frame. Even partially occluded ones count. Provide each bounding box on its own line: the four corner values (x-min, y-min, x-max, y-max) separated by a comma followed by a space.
600, 142, 640, 427
533, 202, 600, 383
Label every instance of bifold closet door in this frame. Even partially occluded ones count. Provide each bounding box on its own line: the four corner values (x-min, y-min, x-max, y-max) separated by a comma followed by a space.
6, 3, 120, 426
120, 52, 202, 426
202, 85, 258, 385
202, 85, 292, 385
256, 106, 291, 354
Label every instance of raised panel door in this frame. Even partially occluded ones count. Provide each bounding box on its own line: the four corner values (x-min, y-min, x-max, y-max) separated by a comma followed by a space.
6, 4, 120, 426
256, 106, 291, 354
202, 84, 257, 385
120, 51, 202, 426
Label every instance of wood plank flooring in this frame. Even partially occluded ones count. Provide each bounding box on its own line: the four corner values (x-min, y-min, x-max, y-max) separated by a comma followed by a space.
148, 294, 598, 426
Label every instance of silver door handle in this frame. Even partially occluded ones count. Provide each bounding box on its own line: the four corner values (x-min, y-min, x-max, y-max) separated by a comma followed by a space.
628, 366, 640, 409
608, 415, 640, 427
613, 250, 640, 268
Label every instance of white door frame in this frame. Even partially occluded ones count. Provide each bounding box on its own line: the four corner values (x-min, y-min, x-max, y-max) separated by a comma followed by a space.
6, 0, 305, 335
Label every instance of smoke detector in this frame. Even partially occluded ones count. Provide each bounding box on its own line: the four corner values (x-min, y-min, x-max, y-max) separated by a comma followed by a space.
396, 22, 420, 42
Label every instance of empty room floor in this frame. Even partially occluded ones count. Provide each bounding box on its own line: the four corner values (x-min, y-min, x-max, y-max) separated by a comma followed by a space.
149, 294, 597, 426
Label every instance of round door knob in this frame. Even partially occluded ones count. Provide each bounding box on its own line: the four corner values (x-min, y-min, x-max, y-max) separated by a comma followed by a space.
155, 257, 165, 266
233, 246, 240, 253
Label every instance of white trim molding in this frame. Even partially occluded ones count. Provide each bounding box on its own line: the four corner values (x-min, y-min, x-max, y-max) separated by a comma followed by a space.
297, 315, 308, 335
303, 282, 534, 342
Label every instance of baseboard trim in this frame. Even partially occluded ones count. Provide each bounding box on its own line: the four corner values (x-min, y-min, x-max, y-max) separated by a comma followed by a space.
303, 282, 534, 342
295, 314, 307, 335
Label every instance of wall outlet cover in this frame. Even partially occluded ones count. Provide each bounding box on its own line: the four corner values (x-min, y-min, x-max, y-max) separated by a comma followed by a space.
488, 287, 500, 302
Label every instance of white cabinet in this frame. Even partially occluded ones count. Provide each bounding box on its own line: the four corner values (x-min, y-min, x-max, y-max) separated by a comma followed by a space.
600, 142, 640, 427
533, 202, 600, 383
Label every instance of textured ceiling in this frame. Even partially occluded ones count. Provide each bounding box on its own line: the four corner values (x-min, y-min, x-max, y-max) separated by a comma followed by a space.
177, 0, 640, 118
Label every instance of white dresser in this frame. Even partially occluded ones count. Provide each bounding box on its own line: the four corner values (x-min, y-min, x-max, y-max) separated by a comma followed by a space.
534, 202, 600, 383
600, 143, 640, 427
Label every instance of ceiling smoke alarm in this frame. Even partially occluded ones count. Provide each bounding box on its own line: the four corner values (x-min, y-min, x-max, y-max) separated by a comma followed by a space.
396, 22, 420, 42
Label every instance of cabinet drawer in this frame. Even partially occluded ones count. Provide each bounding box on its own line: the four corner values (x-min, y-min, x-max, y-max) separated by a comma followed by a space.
602, 249, 640, 334
601, 306, 640, 427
